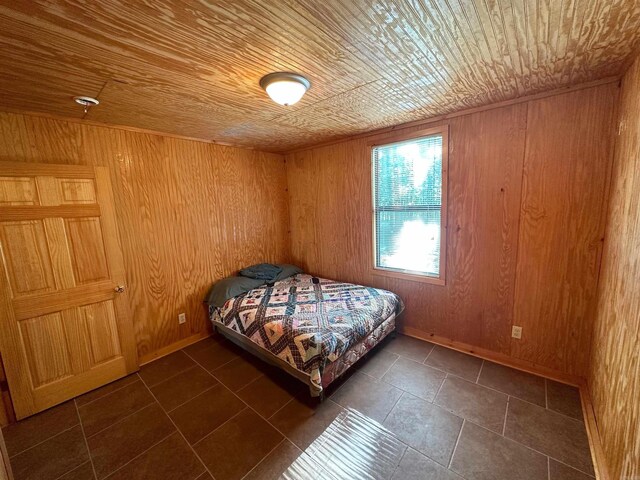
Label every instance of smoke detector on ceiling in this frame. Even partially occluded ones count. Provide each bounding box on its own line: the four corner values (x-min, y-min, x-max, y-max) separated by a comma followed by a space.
73, 95, 99, 113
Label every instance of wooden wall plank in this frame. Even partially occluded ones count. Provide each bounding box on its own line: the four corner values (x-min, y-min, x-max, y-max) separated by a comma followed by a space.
286, 82, 617, 379
512, 84, 618, 376
588, 56, 640, 480
0, 112, 290, 363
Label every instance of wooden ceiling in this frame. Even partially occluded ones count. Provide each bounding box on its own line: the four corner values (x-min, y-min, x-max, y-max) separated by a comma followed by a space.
0, 1, 639, 152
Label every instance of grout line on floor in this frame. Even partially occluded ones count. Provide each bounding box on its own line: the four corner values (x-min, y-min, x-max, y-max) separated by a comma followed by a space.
184, 347, 292, 444
75, 376, 140, 409
547, 455, 551, 480
7, 422, 79, 459
422, 343, 436, 365
101, 431, 176, 480
545, 378, 549, 409
145, 364, 202, 392
192, 407, 248, 448
165, 384, 219, 414
448, 419, 465, 469
52, 460, 93, 480
239, 438, 286, 480
74, 399, 99, 480
432, 375, 448, 404
236, 371, 265, 393
84, 401, 156, 440
378, 354, 400, 380
475, 360, 484, 383
502, 397, 510, 436
137, 371, 216, 480
389, 446, 409, 480
548, 457, 597, 478
267, 397, 295, 420
382, 391, 405, 424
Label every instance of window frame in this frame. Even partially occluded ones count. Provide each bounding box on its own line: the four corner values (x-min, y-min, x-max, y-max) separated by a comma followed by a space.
369, 125, 449, 286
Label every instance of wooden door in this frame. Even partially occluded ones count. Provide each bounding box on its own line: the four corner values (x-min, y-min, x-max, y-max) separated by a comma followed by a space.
0, 162, 137, 419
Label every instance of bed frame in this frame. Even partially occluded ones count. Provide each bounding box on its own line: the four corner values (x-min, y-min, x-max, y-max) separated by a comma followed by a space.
208, 307, 399, 399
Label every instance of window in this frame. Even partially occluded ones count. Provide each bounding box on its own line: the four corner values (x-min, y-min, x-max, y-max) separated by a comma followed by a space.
371, 126, 448, 284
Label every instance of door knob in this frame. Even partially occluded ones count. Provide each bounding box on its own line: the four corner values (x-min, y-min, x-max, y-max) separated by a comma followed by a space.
114, 285, 125, 293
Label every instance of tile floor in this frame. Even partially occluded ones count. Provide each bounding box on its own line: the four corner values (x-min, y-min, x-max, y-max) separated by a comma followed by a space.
2, 334, 595, 480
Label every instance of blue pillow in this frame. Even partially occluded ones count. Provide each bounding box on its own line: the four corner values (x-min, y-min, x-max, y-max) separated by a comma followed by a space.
204, 276, 265, 307
274, 264, 304, 281
239, 263, 282, 281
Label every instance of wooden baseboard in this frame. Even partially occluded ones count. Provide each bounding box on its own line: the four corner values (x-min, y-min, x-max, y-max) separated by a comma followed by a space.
138, 332, 211, 366
399, 326, 610, 479
579, 383, 610, 480
399, 326, 583, 386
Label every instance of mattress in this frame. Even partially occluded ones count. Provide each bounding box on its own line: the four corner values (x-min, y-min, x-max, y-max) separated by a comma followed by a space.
209, 273, 404, 391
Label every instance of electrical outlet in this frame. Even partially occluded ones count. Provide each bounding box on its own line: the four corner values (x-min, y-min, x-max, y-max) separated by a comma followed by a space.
178, 313, 186, 325
511, 325, 522, 339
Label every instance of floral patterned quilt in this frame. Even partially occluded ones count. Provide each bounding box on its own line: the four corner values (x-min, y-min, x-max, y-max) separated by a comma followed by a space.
210, 274, 403, 387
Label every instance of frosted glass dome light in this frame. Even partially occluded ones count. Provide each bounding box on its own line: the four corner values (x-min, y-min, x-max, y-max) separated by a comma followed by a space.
260, 72, 310, 106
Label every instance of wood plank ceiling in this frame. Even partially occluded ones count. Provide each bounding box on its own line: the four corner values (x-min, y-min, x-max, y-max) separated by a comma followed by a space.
0, 1, 639, 152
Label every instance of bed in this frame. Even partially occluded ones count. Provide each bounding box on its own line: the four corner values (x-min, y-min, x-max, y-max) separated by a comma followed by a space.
207, 273, 404, 398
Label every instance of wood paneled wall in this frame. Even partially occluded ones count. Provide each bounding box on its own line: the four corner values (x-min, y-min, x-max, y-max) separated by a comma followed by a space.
0, 112, 290, 365
286, 82, 618, 379
588, 57, 640, 480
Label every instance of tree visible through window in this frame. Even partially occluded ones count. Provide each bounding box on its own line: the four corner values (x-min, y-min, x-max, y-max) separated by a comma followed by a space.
372, 128, 447, 282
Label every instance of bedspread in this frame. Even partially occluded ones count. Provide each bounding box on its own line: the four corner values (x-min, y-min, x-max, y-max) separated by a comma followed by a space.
210, 274, 403, 387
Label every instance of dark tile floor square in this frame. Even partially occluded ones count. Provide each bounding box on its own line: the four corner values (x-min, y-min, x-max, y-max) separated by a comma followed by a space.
184, 336, 241, 372
4, 334, 595, 480
87, 403, 175, 479
356, 349, 399, 379
9, 426, 88, 480
236, 373, 302, 419
546, 380, 583, 420
212, 355, 265, 391
58, 461, 95, 480
384, 392, 463, 465
2, 400, 78, 457
269, 396, 344, 450
150, 365, 218, 412
505, 397, 594, 475
434, 376, 508, 433
138, 350, 195, 387
169, 383, 245, 445
78, 380, 154, 437
424, 346, 483, 381
450, 421, 548, 480
381, 356, 446, 401
194, 409, 283, 480
383, 334, 434, 362
331, 371, 403, 423
104, 432, 204, 480
478, 361, 546, 406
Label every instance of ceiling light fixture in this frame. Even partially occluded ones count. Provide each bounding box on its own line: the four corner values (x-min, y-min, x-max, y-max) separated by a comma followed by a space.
73, 95, 99, 113
259, 72, 310, 106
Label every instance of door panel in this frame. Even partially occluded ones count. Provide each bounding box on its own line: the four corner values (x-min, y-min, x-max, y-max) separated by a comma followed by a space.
19, 312, 73, 387
66, 217, 110, 284
81, 300, 122, 364
0, 162, 137, 419
0, 176, 38, 206
0, 220, 55, 296
59, 178, 96, 204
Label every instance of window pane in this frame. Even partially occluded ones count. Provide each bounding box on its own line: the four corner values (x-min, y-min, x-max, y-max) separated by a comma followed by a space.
374, 135, 442, 208
372, 133, 443, 278
376, 210, 441, 276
